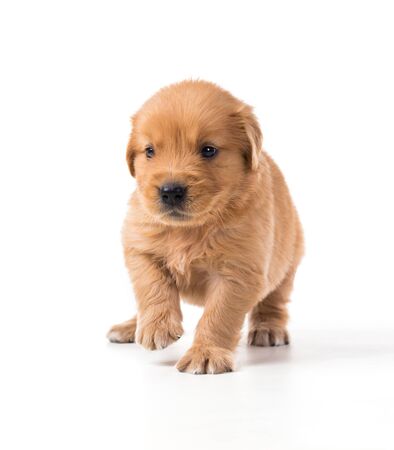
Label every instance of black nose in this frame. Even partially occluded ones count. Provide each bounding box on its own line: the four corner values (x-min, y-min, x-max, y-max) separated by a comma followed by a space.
160, 183, 187, 207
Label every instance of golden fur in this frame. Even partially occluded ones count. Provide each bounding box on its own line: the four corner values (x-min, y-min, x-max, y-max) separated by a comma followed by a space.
107, 80, 304, 374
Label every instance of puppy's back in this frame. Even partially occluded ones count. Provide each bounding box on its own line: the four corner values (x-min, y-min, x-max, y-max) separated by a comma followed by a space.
263, 153, 304, 285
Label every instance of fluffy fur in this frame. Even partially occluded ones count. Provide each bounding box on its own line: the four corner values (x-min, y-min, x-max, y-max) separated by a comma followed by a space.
107, 80, 304, 374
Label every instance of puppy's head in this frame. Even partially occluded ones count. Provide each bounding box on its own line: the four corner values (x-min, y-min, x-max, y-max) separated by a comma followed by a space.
127, 80, 262, 226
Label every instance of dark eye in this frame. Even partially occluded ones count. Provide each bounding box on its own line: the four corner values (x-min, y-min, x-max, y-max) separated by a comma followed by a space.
145, 146, 155, 158
201, 145, 218, 158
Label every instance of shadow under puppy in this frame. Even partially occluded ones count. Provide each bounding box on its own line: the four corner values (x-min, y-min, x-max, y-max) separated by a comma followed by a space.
108, 80, 304, 374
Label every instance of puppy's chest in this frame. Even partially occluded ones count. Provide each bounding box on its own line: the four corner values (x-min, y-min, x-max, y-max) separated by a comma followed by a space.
153, 230, 221, 282
162, 239, 209, 278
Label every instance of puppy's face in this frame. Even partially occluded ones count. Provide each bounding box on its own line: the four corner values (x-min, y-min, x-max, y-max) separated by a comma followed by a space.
127, 81, 262, 226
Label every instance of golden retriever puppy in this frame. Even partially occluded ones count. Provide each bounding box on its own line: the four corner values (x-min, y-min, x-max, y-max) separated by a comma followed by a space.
107, 80, 304, 374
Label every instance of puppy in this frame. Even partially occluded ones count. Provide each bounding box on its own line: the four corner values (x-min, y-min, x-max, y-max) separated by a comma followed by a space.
107, 80, 304, 374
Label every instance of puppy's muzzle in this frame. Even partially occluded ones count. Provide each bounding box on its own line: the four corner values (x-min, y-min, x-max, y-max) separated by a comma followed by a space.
159, 183, 187, 208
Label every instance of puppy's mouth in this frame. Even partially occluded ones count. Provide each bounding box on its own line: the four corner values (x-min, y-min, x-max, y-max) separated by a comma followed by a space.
165, 209, 190, 220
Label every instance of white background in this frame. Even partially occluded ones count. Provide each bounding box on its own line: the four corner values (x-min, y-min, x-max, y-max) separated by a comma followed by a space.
1, 1, 393, 449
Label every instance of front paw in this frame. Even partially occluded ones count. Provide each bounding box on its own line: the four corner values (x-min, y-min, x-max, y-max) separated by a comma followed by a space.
176, 345, 234, 374
136, 314, 183, 350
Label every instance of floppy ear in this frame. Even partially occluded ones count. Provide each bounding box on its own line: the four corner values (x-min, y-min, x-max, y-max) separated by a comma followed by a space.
126, 114, 140, 177
126, 132, 137, 177
239, 105, 263, 171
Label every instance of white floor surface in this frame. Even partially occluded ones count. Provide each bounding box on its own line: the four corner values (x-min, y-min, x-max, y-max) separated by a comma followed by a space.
3, 321, 393, 450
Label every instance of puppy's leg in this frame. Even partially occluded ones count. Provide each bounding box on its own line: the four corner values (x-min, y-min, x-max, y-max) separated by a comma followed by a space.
177, 274, 263, 374
108, 252, 183, 350
107, 316, 137, 343
131, 253, 183, 350
248, 268, 296, 347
